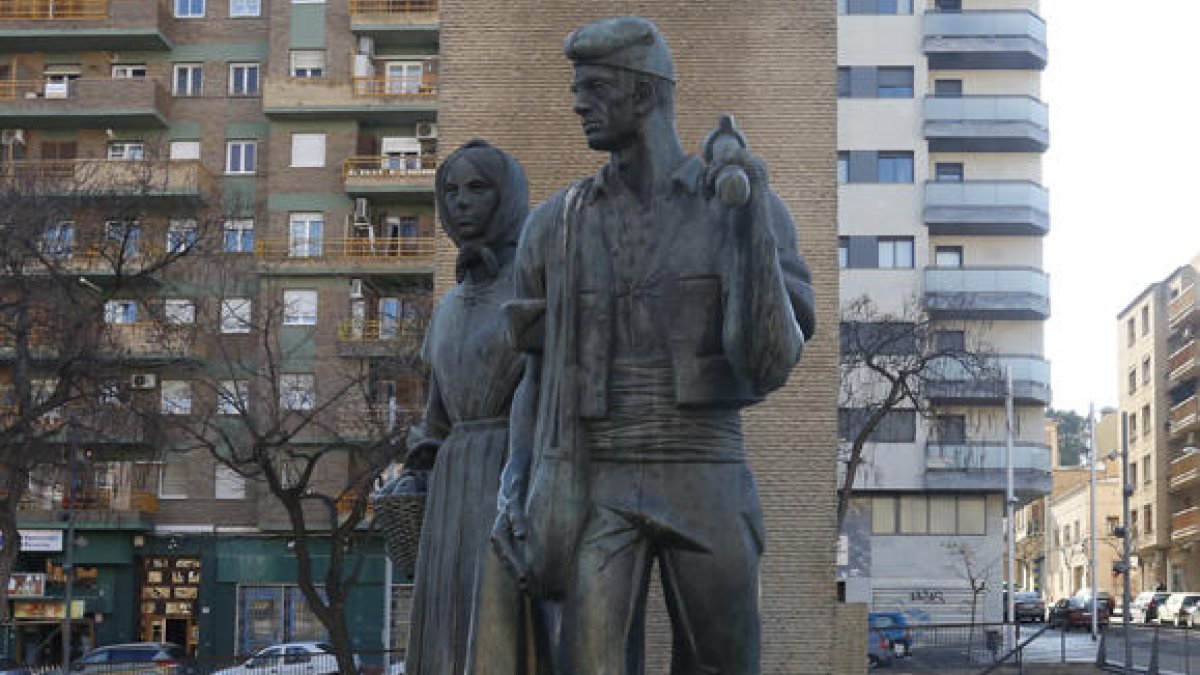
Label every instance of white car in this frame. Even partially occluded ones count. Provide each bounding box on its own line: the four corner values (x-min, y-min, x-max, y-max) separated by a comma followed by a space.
214, 643, 359, 675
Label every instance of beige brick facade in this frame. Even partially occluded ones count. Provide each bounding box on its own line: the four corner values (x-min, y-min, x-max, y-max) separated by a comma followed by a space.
437, 2, 839, 670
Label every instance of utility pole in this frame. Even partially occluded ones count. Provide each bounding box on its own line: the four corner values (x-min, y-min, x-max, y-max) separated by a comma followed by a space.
61, 451, 76, 670
1089, 405, 1099, 640
1005, 367, 1017, 643
1121, 412, 1132, 673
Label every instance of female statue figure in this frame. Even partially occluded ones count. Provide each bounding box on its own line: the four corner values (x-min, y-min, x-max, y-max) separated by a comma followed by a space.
401, 140, 533, 674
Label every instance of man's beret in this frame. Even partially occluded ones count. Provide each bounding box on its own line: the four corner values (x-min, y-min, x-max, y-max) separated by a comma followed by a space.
564, 16, 676, 82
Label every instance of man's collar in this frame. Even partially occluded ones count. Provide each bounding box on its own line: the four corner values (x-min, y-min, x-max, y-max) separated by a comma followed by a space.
588, 155, 703, 203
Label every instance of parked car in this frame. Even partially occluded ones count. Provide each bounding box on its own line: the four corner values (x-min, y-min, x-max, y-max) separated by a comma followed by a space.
1048, 597, 1109, 631
868, 612, 912, 657
1130, 591, 1171, 624
1157, 592, 1200, 626
867, 629, 895, 668
1012, 591, 1046, 623
1073, 590, 1116, 616
70, 643, 191, 675
213, 643, 359, 675
0, 660, 31, 675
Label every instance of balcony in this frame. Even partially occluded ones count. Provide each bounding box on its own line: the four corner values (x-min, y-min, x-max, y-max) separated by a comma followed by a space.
1170, 284, 1198, 330
925, 442, 1051, 495
1, 159, 212, 200
924, 267, 1050, 320
1172, 506, 1200, 546
263, 75, 437, 122
1170, 396, 1200, 439
923, 10, 1047, 70
342, 156, 436, 199
349, 0, 438, 49
0, 78, 168, 129
923, 181, 1049, 236
1170, 450, 1200, 493
17, 487, 157, 530
99, 323, 197, 362
925, 354, 1052, 406
335, 319, 425, 358
0, 405, 159, 449
335, 404, 421, 441
924, 96, 1049, 153
1169, 339, 1200, 385
0, 0, 170, 51
255, 237, 436, 276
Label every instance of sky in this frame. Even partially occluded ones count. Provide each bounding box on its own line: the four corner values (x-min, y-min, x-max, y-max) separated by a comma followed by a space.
1041, 1, 1200, 415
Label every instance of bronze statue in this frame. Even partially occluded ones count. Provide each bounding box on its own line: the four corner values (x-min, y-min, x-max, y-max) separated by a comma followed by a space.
492, 16, 816, 674
395, 140, 538, 674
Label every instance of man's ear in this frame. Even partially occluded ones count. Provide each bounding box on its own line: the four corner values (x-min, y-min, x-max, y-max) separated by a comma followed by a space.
633, 78, 656, 114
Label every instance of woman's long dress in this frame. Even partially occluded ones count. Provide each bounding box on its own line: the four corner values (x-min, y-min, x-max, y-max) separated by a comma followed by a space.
404, 265, 526, 675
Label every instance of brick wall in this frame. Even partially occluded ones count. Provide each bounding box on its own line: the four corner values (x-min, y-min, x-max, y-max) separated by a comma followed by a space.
437, 2, 839, 671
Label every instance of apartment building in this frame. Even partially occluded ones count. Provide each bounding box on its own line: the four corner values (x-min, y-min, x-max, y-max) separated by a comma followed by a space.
1116, 253, 1200, 593
0, 0, 437, 661
838, 0, 1051, 622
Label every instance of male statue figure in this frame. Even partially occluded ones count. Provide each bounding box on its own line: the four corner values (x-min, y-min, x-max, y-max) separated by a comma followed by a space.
493, 16, 816, 673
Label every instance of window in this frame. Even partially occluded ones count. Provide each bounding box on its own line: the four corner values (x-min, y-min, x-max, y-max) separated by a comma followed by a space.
933, 415, 966, 444
1106, 517, 1120, 535
877, 152, 914, 183
935, 0, 961, 11
174, 0, 204, 17
1129, 412, 1138, 440
215, 464, 246, 499
958, 496, 985, 535
221, 298, 252, 334
283, 290, 318, 326
167, 219, 198, 253
174, 64, 203, 96
1143, 357, 1152, 385
840, 0, 912, 14
229, 63, 260, 96
1142, 305, 1150, 335
837, 152, 848, 184
838, 237, 849, 269
106, 221, 141, 256
836, 67, 850, 98
870, 495, 985, 535
164, 299, 196, 324
933, 79, 963, 98
290, 134, 326, 168
1144, 505, 1153, 534
170, 141, 200, 160
280, 374, 316, 411
229, 0, 260, 16
929, 496, 957, 534
104, 300, 138, 324
899, 495, 928, 534
838, 409, 916, 443
161, 380, 193, 415
217, 380, 249, 415
288, 213, 323, 257
290, 51, 325, 78
224, 219, 255, 253
935, 162, 964, 182
1130, 509, 1138, 536
876, 67, 913, 98
934, 330, 966, 352
1127, 318, 1136, 347
1129, 461, 1138, 487
871, 496, 897, 534
111, 65, 146, 79
159, 454, 189, 499
1143, 404, 1151, 436
877, 237, 914, 268
934, 245, 963, 268
107, 142, 144, 160
1143, 456, 1152, 485
226, 140, 257, 174
41, 222, 75, 258
1128, 368, 1137, 395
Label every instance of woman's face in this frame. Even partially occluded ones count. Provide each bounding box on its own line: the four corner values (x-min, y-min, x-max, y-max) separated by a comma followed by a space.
441, 157, 499, 243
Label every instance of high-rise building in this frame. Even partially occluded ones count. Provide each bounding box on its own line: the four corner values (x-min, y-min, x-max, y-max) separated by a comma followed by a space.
1117, 253, 1200, 592
837, 0, 1051, 622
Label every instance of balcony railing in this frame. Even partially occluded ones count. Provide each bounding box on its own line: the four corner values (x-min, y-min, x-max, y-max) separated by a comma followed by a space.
0, 78, 169, 128
924, 95, 1049, 153
342, 156, 436, 193
925, 441, 1051, 494
352, 75, 438, 98
925, 354, 1052, 406
349, 0, 436, 16
255, 237, 436, 267
0, 159, 211, 197
335, 404, 421, 439
1170, 284, 1197, 329
923, 10, 1048, 70
19, 488, 158, 514
923, 180, 1049, 236
336, 319, 425, 343
264, 75, 438, 116
0, 0, 108, 19
1170, 396, 1200, 438
1170, 450, 1200, 493
100, 322, 196, 358
1169, 339, 1200, 385
1172, 506, 1200, 544
924, 266, 1050, 320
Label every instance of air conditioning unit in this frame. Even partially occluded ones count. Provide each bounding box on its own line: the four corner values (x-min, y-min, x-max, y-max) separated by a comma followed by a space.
415, 122, 438, 140
0, 129, 25, 146
354, 198, 371, 223
350, 278, 364, 299
130, 373, 157, 390
357, 35, 375, 57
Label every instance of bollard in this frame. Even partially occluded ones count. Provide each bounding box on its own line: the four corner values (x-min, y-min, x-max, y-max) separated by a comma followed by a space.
1096, 626, 1107, 666
1061, 625, 1067, 663
1188, 623, 1193, 675
1149, 625, 1160, 675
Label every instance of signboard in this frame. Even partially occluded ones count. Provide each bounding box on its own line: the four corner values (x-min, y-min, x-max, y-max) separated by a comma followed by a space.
7, 573, 46, 598
12, 600, 85, 620
19, 530, 64, 552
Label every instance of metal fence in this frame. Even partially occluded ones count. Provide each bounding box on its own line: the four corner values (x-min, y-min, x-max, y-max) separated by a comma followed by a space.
1098, 622, 1200, 674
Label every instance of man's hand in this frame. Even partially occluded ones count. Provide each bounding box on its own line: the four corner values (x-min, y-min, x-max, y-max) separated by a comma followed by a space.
491, 504, 531, 590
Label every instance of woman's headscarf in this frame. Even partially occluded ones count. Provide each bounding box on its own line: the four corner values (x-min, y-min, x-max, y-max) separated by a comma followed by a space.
434, 140, 529, 281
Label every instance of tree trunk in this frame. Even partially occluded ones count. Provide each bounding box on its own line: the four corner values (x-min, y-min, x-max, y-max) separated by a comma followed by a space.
0, 466, 30, 623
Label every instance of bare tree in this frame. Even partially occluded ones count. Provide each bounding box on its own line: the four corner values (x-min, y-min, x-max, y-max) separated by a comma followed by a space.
141, 270, 426, 675
837, 295, 998, 529
0, 141, 218, 623
943, 540, 998, 657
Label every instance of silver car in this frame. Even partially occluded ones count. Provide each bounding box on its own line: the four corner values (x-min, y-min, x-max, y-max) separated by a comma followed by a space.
213, 643, 359, 675
1157, 592, 1200, 626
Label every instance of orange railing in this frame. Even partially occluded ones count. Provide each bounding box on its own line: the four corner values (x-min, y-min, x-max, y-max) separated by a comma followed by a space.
1173, 506, 1200, 543
255, 236, 436, 262
1171, 284, 1197, 328
342, 155, 437, 182
349, 0, 436, 15
336, 319, 425, 342
0, 0, 108, 19
1171, 450, 1200, 493
0, 159, 212, 196
352, 74, 438, 98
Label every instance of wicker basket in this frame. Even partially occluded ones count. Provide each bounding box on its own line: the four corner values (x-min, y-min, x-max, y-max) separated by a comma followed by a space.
374, 471, 428, 574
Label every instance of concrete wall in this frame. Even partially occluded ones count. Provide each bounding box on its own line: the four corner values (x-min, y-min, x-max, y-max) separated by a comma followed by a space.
438, 2, 838, 671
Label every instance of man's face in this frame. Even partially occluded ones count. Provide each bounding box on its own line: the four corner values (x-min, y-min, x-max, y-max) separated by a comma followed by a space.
571, 65, 640, 151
